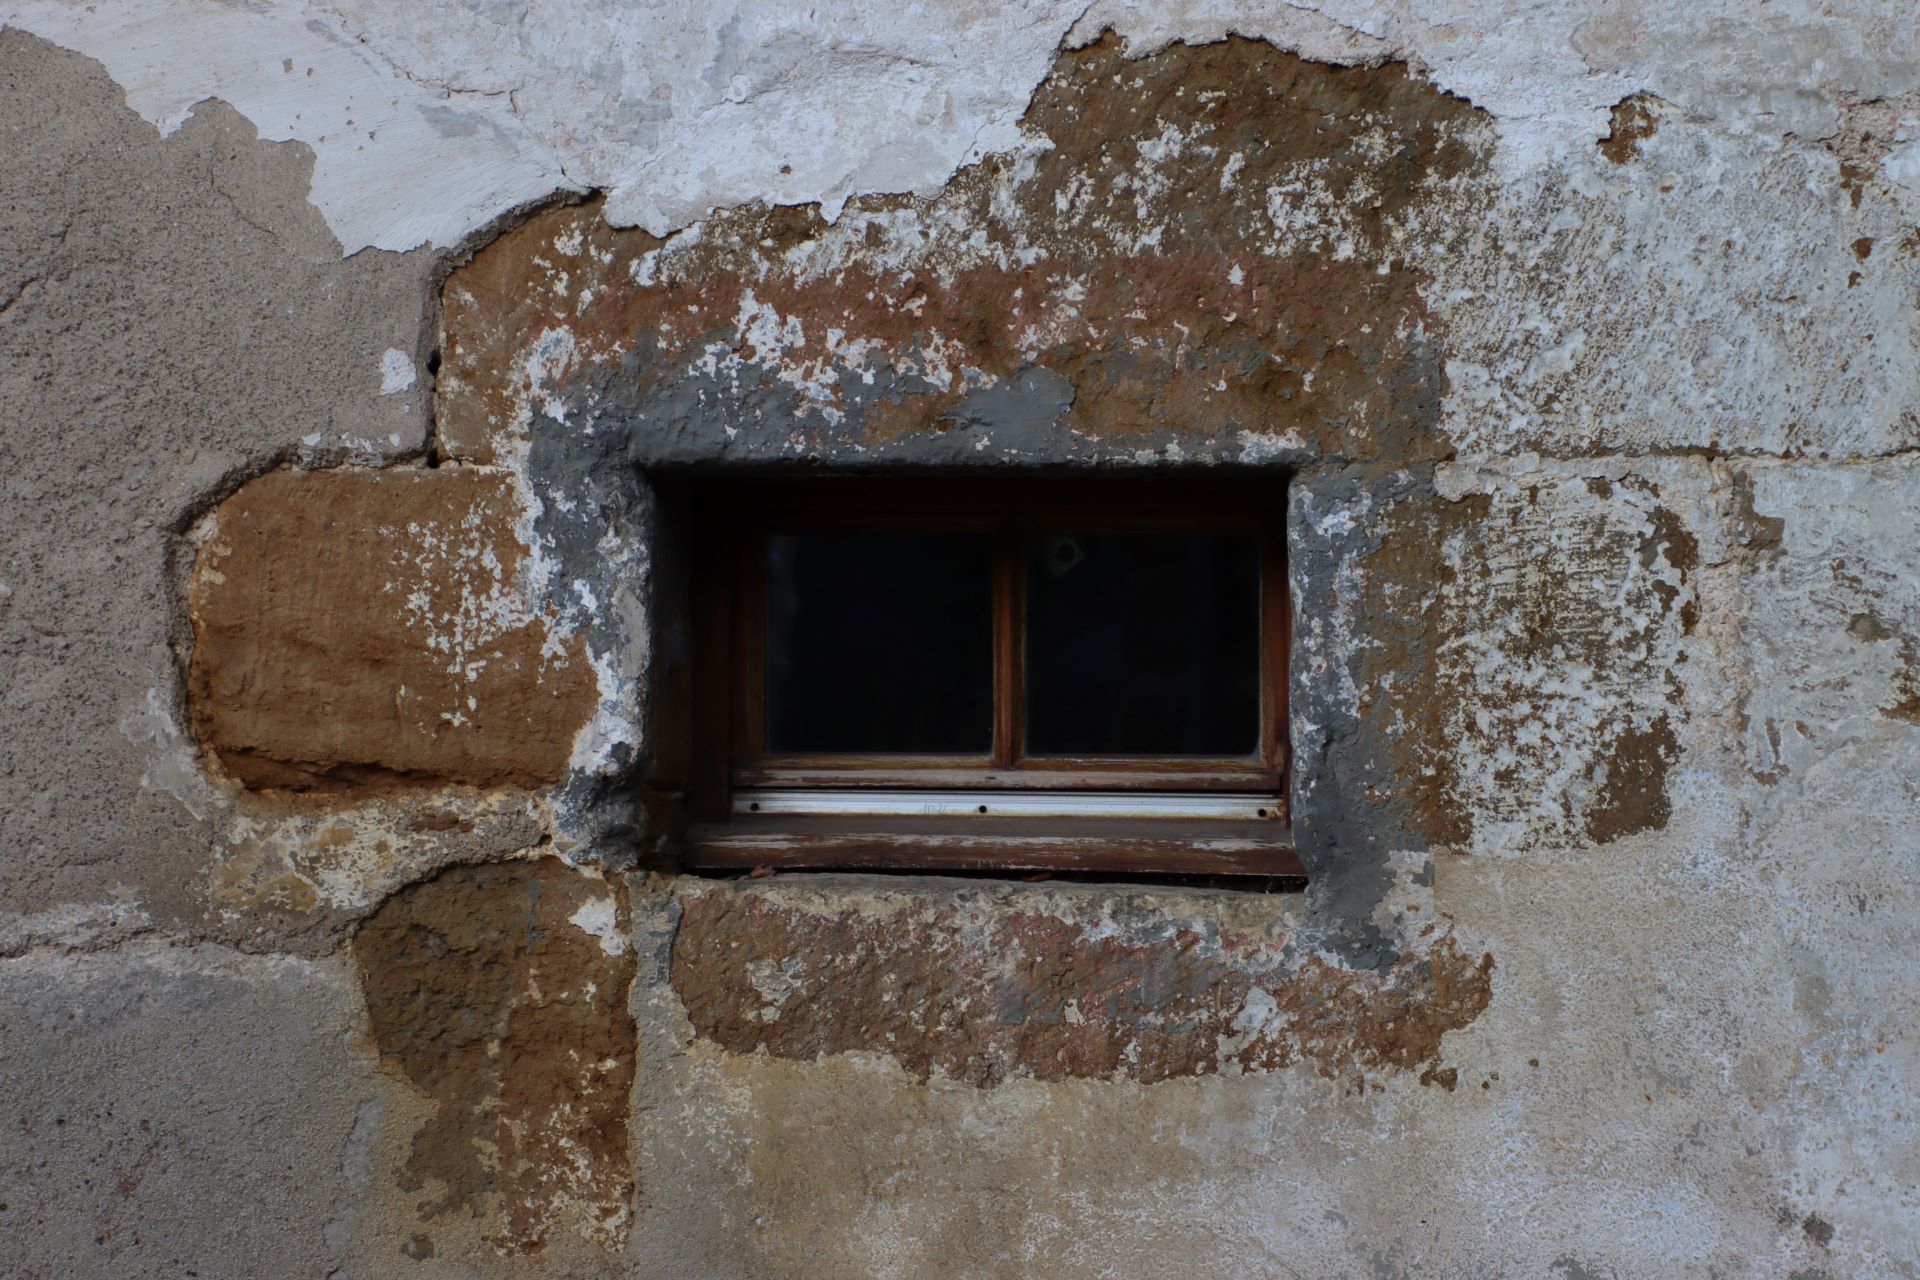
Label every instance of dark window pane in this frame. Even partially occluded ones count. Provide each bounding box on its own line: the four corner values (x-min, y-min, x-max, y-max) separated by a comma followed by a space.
765, 533, 994, 754
1025, 533, 1260, 756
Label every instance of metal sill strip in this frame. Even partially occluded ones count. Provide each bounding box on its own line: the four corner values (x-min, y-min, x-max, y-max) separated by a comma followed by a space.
732, 788, 1284, 821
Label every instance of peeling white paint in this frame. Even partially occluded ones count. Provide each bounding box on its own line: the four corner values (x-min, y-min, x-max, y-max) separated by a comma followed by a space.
568, 896, 629, 956
378, 347, 416, 394
11, 0, 1915, 253
118, 687, 220, 822
5, 0, 566, 252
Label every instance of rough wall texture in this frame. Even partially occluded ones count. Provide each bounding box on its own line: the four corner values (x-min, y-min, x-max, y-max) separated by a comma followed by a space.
187, 467, 598, 792
0, 28, 449, 946
671, 880, 1492, 1089
3, 4, 1918, 1278
0, 943, 410, 1279
354, 859, 636, 1258
437, 38, 1491, 467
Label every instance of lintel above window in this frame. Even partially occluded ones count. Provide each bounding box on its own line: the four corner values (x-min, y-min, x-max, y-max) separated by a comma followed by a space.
661, 475, 1298, 880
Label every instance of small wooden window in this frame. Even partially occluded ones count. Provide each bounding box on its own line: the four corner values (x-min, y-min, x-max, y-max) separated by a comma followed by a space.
682, 476, 1298, 879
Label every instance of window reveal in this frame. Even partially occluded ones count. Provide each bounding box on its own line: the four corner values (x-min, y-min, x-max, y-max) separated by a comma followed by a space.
681, 477, 1298, 879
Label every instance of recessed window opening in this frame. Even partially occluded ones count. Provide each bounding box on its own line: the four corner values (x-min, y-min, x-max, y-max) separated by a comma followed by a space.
664, 474, 1298, 881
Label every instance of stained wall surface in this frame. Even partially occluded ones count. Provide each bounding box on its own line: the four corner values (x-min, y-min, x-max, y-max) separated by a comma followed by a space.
1, 4, 1917, 1278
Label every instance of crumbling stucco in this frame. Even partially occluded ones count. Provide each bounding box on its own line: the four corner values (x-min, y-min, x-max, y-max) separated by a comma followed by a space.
3, 6, 1919, 1279
0, 27, 441, 949
439, 37, 1492, 468
9, 1, 1916, 252
1383, 462, 1707, 851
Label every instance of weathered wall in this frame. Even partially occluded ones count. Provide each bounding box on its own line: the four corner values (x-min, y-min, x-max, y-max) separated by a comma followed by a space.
2, 3, 1917, 1277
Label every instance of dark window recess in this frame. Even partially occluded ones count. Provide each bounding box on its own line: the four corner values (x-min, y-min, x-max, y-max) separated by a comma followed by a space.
1025, 533, 1260, 757
670, 476, 1297, 880
765, 533, 995, 754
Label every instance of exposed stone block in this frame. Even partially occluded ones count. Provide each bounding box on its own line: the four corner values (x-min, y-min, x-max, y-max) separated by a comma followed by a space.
1291, 460, 1716, 875
187, 467, 598, 793
1739, 461, 1920, 791
9, 14, 1920, 1280
1734, 464, 1920, 952
670, 878, 1491, 1089
1410, 462, 1711, 851
353, 859, 636, 1256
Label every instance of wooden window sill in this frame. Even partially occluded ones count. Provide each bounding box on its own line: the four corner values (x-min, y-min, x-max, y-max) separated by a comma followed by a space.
683, 814, 1303, 878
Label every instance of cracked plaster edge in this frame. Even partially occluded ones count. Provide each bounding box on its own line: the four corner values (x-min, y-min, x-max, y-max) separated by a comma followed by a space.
120, 431, 630, 942
108, 362, 637, 917
0, 932, 346, 978
0, 890, 157, 959
2, 3, 575, 254
4, 0, 1853, 257
643, 852, 1496, 1096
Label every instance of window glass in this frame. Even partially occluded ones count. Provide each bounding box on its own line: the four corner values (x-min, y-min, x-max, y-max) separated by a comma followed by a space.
764, 533, 995, 753
1025, 533, 1260, 756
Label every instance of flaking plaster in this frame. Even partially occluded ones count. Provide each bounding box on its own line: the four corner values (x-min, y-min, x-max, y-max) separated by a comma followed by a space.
2, 5, 1918, 1277
9, 1, 1918, 251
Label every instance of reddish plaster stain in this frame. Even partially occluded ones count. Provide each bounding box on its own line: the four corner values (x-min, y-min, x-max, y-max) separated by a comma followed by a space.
669, 885, 1492, 1089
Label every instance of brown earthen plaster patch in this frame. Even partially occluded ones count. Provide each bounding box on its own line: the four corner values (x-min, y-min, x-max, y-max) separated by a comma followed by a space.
353, 859, 636, 1254
439, 36, 1492, 466
187, 467, 598, 792
1599, 94, 1661, 164
1881, 636, 1920, 723
1354, 489, 1489, 849
668, 885, 1491, 1088
1584, 715, 1681, 842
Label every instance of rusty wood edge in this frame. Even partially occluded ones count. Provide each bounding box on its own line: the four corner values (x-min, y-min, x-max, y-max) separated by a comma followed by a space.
683, 824, 1305, 877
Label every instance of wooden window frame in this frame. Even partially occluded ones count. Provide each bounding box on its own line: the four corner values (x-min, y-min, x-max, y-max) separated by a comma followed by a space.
682, 475, 1300, 879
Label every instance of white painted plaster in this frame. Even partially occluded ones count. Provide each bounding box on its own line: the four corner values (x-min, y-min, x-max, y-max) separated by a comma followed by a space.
568, 895, 629, 956
1887, 139, 1920, 189
5, 0, 566, 252
378, 347, 416, 394
10, 0, 1916, 253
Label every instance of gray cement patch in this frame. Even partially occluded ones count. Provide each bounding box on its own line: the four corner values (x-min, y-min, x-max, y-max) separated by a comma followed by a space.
0, 944, 400, 1278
